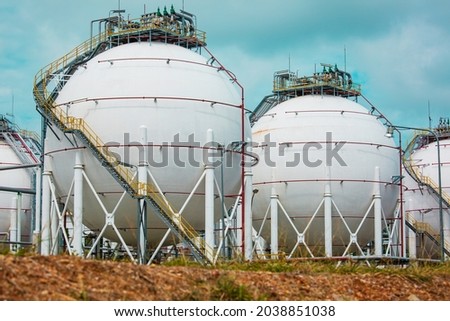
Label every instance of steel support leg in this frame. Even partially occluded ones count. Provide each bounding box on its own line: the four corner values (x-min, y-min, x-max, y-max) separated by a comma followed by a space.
9, 197, 17, 252
408, 227, 417, 259
270, 187, 278, 258
324, 166, 333, 257
373, 166, 382, 256
244, 160, 253, 261
73, 151, 84, 256
41, 167, 51, 255
138, 125, 149, 264
204, 128, 215, 262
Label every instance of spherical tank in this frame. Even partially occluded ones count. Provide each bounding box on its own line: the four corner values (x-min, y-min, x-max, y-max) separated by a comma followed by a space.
403, 136, 450, 255
45, 42, 250, 246
0, 135, 33, 242
251, 95, 399, 256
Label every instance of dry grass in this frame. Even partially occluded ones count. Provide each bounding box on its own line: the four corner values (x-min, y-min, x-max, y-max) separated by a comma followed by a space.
0, 253, 449, 301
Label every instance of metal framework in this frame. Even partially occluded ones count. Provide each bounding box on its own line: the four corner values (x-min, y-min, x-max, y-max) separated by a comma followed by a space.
250, 64, 361, 125
252, 166, 403, 262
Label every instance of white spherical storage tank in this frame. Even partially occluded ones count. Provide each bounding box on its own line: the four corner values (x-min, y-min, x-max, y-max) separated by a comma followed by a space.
44, 41, 250, 246
0, 134, 33, 243
251, 95, 399, 257
403, 135, 450, 258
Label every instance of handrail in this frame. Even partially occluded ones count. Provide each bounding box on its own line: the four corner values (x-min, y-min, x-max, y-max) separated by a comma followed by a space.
273, 78, 361, 95
110, 18, 206, 44
34, 32, 107, 102
406, 212, 450, 251
34, 21, 206, 99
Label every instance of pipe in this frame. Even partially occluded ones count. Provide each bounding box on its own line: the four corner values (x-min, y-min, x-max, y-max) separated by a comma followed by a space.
0, 186, 35, 194
335, 67, 352, 87
176, 10, 195, 27
0, 163, 41, 171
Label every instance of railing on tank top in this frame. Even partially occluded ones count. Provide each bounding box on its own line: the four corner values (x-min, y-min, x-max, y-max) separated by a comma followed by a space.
33, 20, 206, 101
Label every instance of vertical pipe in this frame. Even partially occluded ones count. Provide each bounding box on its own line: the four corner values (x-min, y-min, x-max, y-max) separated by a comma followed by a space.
73, 151, 84, 256
205, 129, 215, 261
244, 148, 253, 260
324, 166, 333, 257
41, 167, 51, 255
137, 125, 148, 264
373, 166, 382, 256
9, 197, 17, 252
270, 187, 278, 258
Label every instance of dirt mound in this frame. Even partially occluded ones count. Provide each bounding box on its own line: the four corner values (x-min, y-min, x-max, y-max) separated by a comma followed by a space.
0, 255, 449, 300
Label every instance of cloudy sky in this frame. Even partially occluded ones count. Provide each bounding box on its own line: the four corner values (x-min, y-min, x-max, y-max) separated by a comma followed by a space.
1, 0, 449, 137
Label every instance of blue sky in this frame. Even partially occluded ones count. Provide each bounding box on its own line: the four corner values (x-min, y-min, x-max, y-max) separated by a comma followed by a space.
1, 0, 450, 138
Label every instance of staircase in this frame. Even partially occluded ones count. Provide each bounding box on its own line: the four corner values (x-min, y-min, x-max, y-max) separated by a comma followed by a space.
33, 28, 213, 265
406, 212, 450, 257
403, 132, 450, 209
2, 131, 39, 165
249, 94, 282, 126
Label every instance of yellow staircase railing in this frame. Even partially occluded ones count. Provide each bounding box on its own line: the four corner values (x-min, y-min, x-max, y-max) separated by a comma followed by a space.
406, 212, 450, 252
403, 153, 450, 207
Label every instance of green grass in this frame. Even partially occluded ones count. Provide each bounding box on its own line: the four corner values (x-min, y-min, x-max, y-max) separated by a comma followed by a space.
162, 257, 450, 279
211, 275, 255, 301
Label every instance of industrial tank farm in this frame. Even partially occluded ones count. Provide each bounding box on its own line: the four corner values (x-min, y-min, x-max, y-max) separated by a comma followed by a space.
33, 6, 447, 263
250, 68, 400, 257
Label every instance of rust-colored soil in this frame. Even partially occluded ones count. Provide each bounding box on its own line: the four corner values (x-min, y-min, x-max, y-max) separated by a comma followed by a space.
0, 255, 449, 301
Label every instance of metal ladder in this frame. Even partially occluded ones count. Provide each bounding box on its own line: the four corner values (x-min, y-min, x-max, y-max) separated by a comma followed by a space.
1, 131, 39, 165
